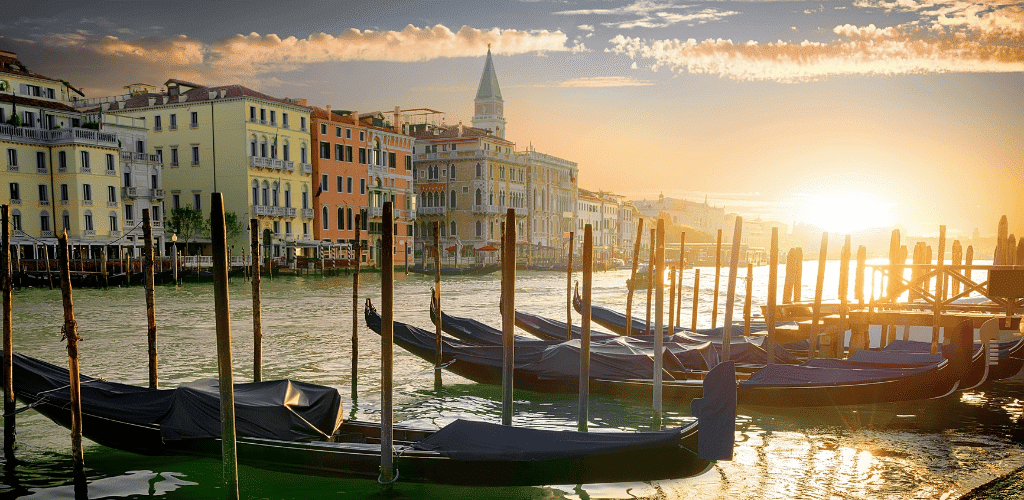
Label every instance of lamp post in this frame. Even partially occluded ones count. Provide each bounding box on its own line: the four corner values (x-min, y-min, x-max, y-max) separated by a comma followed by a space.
171, 233, 178, 284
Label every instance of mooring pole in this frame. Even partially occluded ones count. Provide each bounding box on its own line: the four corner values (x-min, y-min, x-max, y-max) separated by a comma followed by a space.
566, 232, 574, 340
809, 232, 829, 359
352, 215, 361, 384
667, 266, 676, 334
837, 235, 852, 359
100, 246, 108, 288
932, 225, 946, 354
143, 209, 158, 389
712, 229, 723, 329
250, 219, 262, 382
2, 205, 14, 459
646, 228, 655, 335
210, 194, 239, 499
653, 219, 665, 429
676, 231, 685, 328
625, 219, 644, 337
57, 229, 85, 480
691, 268, 700, 332
501, 209, 516, 426
743, 263, 753, 337
44, 243, 53, 289
380, 202, 395, 485
721, 218, 742, 362
433, 221, 442, 389
766, 228, 779, 364
578, 224, 593, 432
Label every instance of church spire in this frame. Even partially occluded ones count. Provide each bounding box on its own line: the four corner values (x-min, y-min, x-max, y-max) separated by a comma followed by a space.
472, 46, 506, 138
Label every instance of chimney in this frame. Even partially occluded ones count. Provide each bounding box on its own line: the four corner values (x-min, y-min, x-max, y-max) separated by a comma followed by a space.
352, 110, 358, 126
326, 104, 331, 117
219, 89, 227, 98
208, 91, 216, 100
162, 96, 169, 104
179, 92, 188, 102
458, 122, 463, 138
393, 106, 401, 133
148, 97, 156, 106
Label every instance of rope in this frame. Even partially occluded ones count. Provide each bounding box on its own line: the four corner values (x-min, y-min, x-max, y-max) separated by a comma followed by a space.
2, 399, 43, 417
377, 467, 399, 485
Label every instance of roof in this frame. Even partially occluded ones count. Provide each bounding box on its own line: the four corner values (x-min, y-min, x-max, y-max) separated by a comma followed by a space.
0, 51, 60, 83
407, 124, 497, 141
475, 48, 502, 101
112, 83, 309, 111
0, 93, 78, 113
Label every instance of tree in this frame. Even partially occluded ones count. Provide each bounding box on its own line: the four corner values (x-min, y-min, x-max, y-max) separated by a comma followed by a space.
204, 211, 244, 241
169, 206, 207, 254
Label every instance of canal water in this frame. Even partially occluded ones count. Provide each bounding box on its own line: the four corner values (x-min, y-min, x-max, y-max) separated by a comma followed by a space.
1, 262, 1022, 499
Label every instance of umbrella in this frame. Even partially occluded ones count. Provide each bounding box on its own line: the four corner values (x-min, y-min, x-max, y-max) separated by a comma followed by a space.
446, 245, 457, 252
477, 245, 499, 252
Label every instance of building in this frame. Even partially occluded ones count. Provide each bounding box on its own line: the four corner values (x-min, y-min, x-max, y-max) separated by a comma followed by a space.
634, 194, 726, 236
310, 105, 367, 262
524, 147, 578, 257
104, 79, 313, 258
0, 50, 123, 262
360, 109, 415, 266
576, 188, 631, 261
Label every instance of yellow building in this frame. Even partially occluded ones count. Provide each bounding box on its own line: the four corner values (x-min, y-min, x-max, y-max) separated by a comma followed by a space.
1, 50, 123, 263
107, 79, 313, 256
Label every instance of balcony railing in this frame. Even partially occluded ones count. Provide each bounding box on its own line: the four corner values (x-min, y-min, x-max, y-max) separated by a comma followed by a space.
249, 156, 285, 170
302, 208, 314, 219
153, 189, 164, 199
6, 165, 16, 172
301, 163, 312, 174
41, 230, 54, 238
283, 161, 295, 172
109, 230, 120, 238
252, 205, 298, 217
82, 200, 93, 206
37, 167, 47, 174
107, 201, 118, 207
120, 151, 161, 163
285, 232, 294, 239
123, 186, 138, 198
419, 206, 446, 215
0, 124, 118, 147
152, 220, 163, 228
368, 164, 388, 176
472, 204, 504, 215
83, 230, 96, 237
9, 199, 20, 205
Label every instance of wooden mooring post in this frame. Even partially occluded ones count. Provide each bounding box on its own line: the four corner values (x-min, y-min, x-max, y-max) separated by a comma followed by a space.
652, 219, 665, 429
646, 228, 655, 334
2, 205, 15, 459
380, 202, 396, 485
100, 247, 108, 288
837, 235, 851, 359
143, 210, 158, 389
210, 194, 239, 499
501, 208, 516, 426
951, 240, 963, 297
931, 225, 946, 354
352, 215, 361, 383
56, 229, 85, 481
578, 224, 593, 432
766, 228, 779, 364
250, 219, 262, 382
721, 218, 742, 362
667, 266, 676, 334
566, 232, 574, 340
809, 233, 829, 358
677, 232, 685, 327
691, 268, 700, 332
433, 222, 442, 389
625, 219, 644, 337
44, 244, 53, 289
712, 229, 723, 329
743, 263, 753, 337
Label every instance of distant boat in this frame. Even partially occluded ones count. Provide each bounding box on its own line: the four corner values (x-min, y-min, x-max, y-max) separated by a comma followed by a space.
407, 263, 501, 276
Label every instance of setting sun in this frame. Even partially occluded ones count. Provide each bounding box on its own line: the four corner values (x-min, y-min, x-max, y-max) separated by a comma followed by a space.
796, 191, 897, 234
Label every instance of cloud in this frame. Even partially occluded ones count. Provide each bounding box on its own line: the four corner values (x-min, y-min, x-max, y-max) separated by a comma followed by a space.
555, 0, 737, 29
556, 76, 655, 87
608, 4, 1024, 82
578, 24, 595, 31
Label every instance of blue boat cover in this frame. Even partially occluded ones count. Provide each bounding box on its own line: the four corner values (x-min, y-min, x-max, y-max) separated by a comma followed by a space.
742, 360, 935, 387
690, 360, 736, 460
412, 418, 682, 461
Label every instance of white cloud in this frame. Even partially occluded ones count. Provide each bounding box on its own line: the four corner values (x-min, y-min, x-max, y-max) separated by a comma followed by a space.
557, 76, 655, 87
578, 24, 595, 31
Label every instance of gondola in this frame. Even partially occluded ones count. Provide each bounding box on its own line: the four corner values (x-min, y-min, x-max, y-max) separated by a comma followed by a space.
1, 348, 734, 486
369, 301, 973, 408
407, 263, 501, 276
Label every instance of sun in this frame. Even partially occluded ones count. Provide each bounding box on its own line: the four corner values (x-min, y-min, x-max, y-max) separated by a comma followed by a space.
796, 191, 896, 234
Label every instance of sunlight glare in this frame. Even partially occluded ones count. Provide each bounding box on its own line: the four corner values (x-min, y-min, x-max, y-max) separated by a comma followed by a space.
797, 191, 896, 234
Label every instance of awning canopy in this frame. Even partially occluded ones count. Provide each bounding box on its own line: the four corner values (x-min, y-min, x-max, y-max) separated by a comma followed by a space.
477, 245, 499, 252
446, 245, 458, 252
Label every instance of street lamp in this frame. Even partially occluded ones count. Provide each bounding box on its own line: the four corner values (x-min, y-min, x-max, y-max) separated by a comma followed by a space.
171, 233, 178, 284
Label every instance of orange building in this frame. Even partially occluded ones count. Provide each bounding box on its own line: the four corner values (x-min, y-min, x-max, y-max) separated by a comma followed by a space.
310, 106, 414, 266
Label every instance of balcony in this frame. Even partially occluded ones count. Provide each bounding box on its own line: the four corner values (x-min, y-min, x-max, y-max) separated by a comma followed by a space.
40, 200, 50, 206
41, 230, 54, 238
252, 205, 297, 218
109, 230, 120, 238
368, 207, 382, 219
107, 201, 118, 207
106, 168, 117, 176
0, 124, 118, 147
303, 233, 312, 240
283, 161, 295, 172
153, 189, 164, 199
37, 167, 47, 174
83, 230, 96, 237
9, 199, 20, 205
120, 151, 161, 163
7, 165, 17, 172
270, 121, 278, 127
301, 163, 312, 174
123, 186, 139, 198
58, 166, 67, 173
284, 207, 296, 217
152, 220, 163, 228
472, 204, 504, 215
302, 208, 314, 219
285, 232, 294, 239
419, 206, 446, 216
368, 164, 388, 176
82, 200, 93, 206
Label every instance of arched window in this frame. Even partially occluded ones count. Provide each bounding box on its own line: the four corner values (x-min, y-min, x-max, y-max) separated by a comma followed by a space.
475, 189, 482, 206
283, 183, 291, 208
83, 210, 94, 231
476, 163, 482, 178
261, 181, 269, 206
39, 210, 50, 233
347, 208, 353, 229
252, 180, 259, 205
250, 135, 257, 157
300, 143, 308, 163
109, 211, 118, 231
475, 220, 482, 237
450, 221, 456, 237
449, 164, 456, 180
301, 184, 309, 209
271, 182, 280, 207
489, 191, 493, 205
282, 140, 290, 161
337, 207, 344, 230
260, 137, 268, 158
450, 189, 456, 209
321, 206, 329, 230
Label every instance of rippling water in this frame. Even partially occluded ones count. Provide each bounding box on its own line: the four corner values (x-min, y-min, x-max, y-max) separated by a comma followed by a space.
1, 261, 1022, 499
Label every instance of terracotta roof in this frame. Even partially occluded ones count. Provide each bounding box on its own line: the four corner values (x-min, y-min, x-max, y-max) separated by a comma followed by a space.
0, 93, 78, 113
408, 124, 495, 140
113, 83, 309, 111
309, 106, 360, 125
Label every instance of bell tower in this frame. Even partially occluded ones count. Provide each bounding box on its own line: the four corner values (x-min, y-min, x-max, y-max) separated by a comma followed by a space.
472, 44, 506, 139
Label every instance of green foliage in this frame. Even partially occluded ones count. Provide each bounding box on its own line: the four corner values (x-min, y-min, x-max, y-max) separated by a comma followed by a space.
82, 121, 100, 130
201, 211, 244, 242
169, 206, 207, 252
5, 114, 20, 127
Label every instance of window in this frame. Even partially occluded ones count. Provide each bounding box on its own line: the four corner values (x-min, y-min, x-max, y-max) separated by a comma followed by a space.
80, 151, 90, 171
260, 108, 267, 123
62, 210, 70, 230
39, 211, 50, 232
282, 113, 289, 128
300, 116, 307, 131
346, 145, 353, 162
250, 136, 257, 157
357, 148, 366, 164
388, 152, 396, 169
450, 221, 457, 237
36, 151, 46, 171
191, 146, 200, 165
320, 174, 328, 192
476, 220, 482, 237
6, 149, 15, 168
123, 171, 131, 187
125, 204, 134, 222
336, 127, 342, 138
154, 149, 162, 164
301, 144, 308, 163
320, 141, 330, 159
344, 128, 350, 139
335, 144, 343, 160
359, 131, 364, 141
322, 207, 329, 230
58, 151, 67, 172
302, 191, 309, 209
337, 207, 344, 230
346, 177, 352, 193
360, 179, 366, 195
252, 181, 259, 205
270, 110, 276, 126
109, 212, 118, 231
169, 114, 177, 130
260, 139, 268, 158
336, 176, 343, 193
172, 194, 180, 210
83, 184, 92, 201
406, 156, 412, 171
272, 183, 279, 206
193, 193, 201, 212
9, 183, 19, 202
285, 221, 291, 234
347, 208, 353, 229
450, 190, 456, 208
8, 209, 20, 231
107, 185, 116, 203
84, 211, 93, 231
106, 153, 115, 172
60, 184, 68, 202
190, 111, 198, 128
320, 123, 327, 135
249, 107, 256, 122
154, 115, 162, 131
170, 148, 179, 167
450, 164, 456, 179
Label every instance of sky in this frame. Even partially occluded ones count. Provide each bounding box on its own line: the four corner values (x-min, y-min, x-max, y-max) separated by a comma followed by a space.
1, 0, 1021, 238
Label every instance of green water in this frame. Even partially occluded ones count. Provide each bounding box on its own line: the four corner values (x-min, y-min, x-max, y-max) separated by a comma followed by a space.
1, 265, 1023, 499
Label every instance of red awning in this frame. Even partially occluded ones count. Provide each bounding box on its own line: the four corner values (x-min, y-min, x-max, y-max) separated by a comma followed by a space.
477, 245, 499, 252
446, 245, 457, 252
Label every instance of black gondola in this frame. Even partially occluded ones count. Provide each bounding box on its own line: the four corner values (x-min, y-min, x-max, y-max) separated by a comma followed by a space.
407, 263, 501, 276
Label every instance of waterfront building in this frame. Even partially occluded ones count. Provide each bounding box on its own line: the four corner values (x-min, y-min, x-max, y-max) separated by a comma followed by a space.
524, 146, 578, 258
103, 79, 313, 257
576, 188, 631, 261
312, 106, 414, 266
0, 50, 122, 262
634, 194, 726, 237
